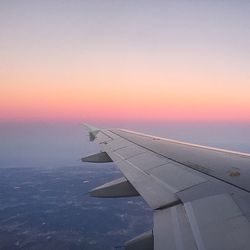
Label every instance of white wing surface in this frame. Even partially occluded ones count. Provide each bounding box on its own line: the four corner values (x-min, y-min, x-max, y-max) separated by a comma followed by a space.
82, 124, 250, 250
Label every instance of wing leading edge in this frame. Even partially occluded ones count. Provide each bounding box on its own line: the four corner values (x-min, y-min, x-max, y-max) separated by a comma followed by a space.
83, 124, 250, 250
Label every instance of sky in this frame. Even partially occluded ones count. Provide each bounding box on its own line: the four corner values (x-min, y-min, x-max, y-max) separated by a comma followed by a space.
1, 0, 250, 123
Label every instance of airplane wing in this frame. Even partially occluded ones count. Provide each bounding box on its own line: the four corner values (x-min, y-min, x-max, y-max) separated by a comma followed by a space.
82, 124, 250, 250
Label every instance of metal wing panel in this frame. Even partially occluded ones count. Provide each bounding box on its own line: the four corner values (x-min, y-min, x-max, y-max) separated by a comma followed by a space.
184, 194, 250, 250
154, 205, 197, 250
96, 130, 208, 209
115, 145, 146, 159
126, 152, 168, 171
111, 129, 250, 192
154, 194, 250, 250
84, 125, 250, 250
147, 162, 205, 193
114, 159, 179, 209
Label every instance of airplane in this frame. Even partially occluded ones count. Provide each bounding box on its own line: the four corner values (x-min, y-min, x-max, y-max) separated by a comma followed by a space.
82, 123, 250, 250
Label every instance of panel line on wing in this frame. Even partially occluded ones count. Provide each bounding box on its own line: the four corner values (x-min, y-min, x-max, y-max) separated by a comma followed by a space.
116, 151, 146, 160
113, 153, 150, 176
171, 206, 185, 250
149, 173, 179, 193
184, 202, 206, 250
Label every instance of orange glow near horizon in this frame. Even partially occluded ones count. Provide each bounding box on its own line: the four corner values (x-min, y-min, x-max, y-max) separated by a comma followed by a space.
1, 66, 250, 123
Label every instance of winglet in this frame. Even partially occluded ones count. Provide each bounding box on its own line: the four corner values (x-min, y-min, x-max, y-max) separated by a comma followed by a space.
82, 123, 100, 141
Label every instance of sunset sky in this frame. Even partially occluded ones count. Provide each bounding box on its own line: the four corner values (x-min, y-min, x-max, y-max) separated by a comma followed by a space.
1, 0, 250, 123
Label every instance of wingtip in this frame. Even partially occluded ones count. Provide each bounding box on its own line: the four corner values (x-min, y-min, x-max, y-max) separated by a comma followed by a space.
82, 123, 100, 141
82, 123, 98, 132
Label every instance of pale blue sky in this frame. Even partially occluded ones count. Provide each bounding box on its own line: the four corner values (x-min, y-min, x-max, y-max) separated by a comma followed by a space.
1, 0, 250, 75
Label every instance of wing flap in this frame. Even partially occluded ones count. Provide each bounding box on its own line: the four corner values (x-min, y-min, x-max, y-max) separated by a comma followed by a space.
154, 194, 250, 250
154, 205, 197, 250
184, 193, 250, 250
